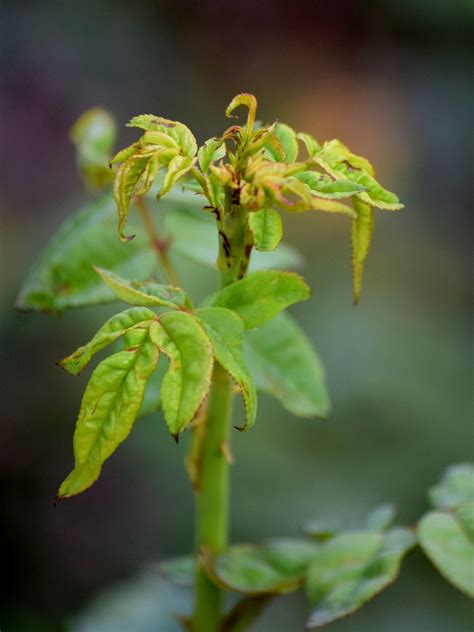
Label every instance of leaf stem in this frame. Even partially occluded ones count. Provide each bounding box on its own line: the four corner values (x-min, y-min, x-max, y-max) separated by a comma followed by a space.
134, 196, 180, 286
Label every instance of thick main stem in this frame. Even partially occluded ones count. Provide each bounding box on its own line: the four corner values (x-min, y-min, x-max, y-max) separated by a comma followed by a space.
193, 186, 251, 631
194, 364, 232, 631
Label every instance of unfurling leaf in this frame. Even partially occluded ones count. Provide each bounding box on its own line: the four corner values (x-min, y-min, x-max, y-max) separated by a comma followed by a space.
196, 307, 257, 430
207, 539, 320, 595
70, 107, 116, 188
245, 313, 330, 417
58, 328, 159, 498
149, 312, 213, 435
305, 528, 415, 628
59, 306, 155, 375
93, 266, 189, 309
111, 115, 198, 240
351, 198, 375, 304
248, 209, 283, 252
264, 124, 298, 163
198, 138, 226, 173
212, 271, 310, 329
225, 93, 258, 140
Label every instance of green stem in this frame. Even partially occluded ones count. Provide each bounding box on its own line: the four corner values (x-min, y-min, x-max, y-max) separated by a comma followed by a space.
194, 363, 233, 631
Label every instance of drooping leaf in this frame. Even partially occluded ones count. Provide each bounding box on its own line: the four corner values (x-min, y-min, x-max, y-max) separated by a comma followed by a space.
418, 507, 474, 598
428, 463, 474, 510
113, 153, 151, 241
314, 140, 403, 211
351, 198, 375, 304
245, 313, 330, 417
58, 328, 159, 498
198, 138, 226, 173
248, 209, 283, 252
212, 271, 310, 330
305, 528, 415, 628
93, 266, 189, 309
165, 205, 302, 271
70, 107, 116, 188
127, 115, 197, 158
225, 93, 258, 138
208, 539, 320, 595
196, 307, 257, 430
59, 306, 156, 375
149, 312, 213, 435
159, 155, 196, 200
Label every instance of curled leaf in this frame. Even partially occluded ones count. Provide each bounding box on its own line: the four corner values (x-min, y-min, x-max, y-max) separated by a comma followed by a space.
351, 198, 375, 304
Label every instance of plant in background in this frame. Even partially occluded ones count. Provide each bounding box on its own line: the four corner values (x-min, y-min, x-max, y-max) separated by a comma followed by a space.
18, 95, 473, 630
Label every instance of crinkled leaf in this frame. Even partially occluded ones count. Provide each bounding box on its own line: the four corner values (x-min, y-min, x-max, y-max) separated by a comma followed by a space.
208, 539, 320, 595
94, 266, 188, 309
158, 155, 196, 199
248, 209, 283, 252
212, 271, 310, 330
225, 93, 257, 136
196, 307, 257, 430
113, 154, 151, 241
58, 329, 159, 498
198, 138, 226, 172
306, 528, 415, 628
295, 171, 365, 199
265, 124, 298, 163
127, 115, 197, 157
59, 306, 156, 375
418, 508, 474, 598
315, 140, 403, 211
245, 313, 330, 417
429, 463, 474, 510
70, 107, 116, 188
165, 205, 302, 271
351, 198, 375, 304
149, 312, 213, 435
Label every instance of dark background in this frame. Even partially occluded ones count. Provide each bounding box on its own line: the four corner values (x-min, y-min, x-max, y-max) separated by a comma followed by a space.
1, 1, 473, 630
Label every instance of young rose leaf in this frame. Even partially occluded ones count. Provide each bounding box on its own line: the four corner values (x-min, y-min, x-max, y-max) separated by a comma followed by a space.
225, 93, 258, 138
59, 306, 156, 375
198, 138, 226, 173
428, 463, 474, 510
351, 198, 375, 305
245, 313, 330, 418
295, 171, 365, 199
248, 209, 283, 252
207, 539, 320, 595
94, 266, 189, 309
305, 528, 415, 628
196, 307, 257, 430
296, 132, 320, 157
70, 107, 116, 188
150, 312, 213, 435
158, 154, 196, 200
58, 328, 159, 498
212, 271, 310, 330
165, 205, 302, 271
264, 123, 298, 163
418, 506, 474, 598
315, 140, 403, 211
127, 115, 197, 158
113, 154, 150, 241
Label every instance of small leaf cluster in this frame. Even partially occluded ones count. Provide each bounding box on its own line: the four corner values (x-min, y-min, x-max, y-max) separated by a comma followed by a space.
56, 267, 311, 498
156, 463, 473, 628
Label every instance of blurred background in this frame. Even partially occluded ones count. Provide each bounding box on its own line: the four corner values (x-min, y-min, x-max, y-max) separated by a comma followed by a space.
1, 1, 473, 630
